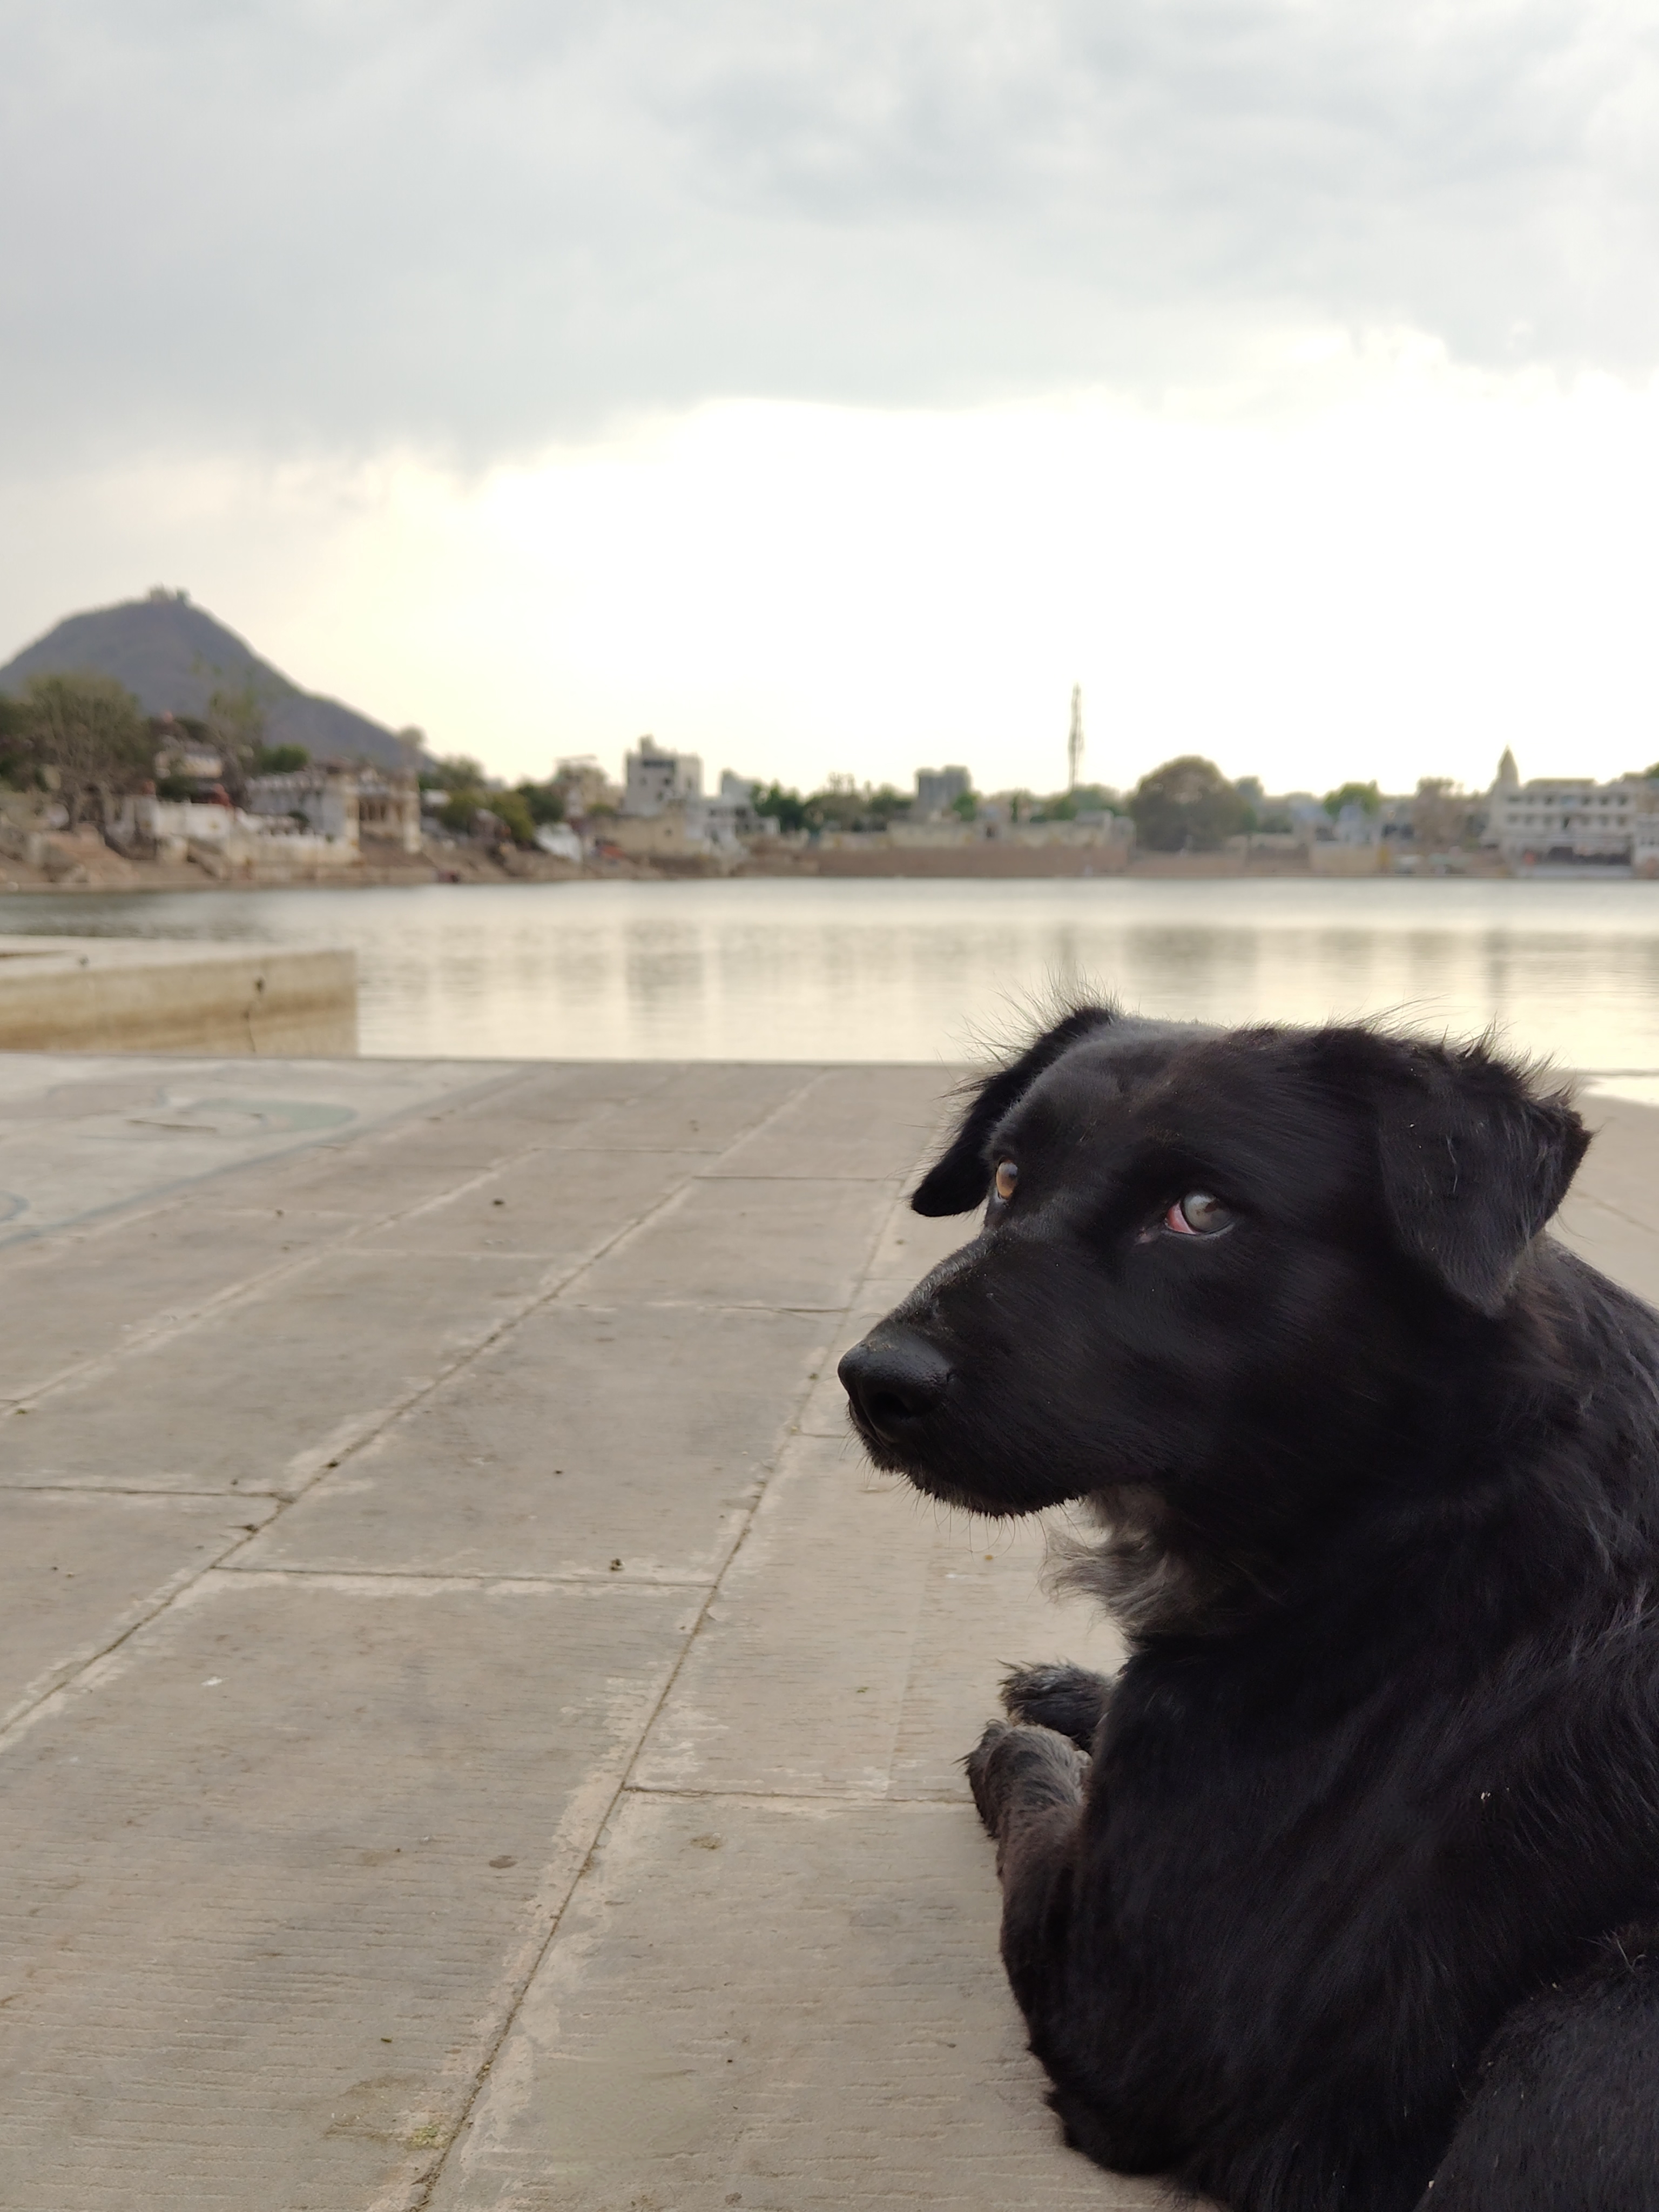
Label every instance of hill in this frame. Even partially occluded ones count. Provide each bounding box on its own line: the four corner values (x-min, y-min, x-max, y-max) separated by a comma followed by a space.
0, 592, 428, 774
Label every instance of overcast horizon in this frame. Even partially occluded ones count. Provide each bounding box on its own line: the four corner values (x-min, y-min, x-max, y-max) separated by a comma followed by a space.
5, 2, 1659, 797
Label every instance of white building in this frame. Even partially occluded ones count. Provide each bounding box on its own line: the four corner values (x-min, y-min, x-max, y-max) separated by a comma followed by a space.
244, 765, 422, 855
610, 748, 776, 857
1485, 756, 1659, 868
622, 741, 702, 817
110, 794, 360, 874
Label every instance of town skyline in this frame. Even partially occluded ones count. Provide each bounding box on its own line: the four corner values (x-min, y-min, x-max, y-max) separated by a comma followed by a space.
8, 577, 1659, 828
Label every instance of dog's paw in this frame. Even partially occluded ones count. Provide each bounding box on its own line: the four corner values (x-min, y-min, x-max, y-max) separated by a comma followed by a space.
1001, 1661, 1114, 1750
965, 1718, 1089, 1838
965, 1720, 1017, 1835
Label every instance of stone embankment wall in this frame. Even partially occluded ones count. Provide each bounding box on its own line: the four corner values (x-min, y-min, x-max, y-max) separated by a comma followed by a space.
0, 938, 356, 1054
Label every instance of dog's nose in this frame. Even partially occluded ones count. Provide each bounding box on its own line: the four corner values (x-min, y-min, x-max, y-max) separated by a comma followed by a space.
839, 1330, 953, 1439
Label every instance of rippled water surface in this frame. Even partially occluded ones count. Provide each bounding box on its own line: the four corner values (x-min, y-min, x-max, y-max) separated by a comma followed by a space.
8, 878, 1659, 1084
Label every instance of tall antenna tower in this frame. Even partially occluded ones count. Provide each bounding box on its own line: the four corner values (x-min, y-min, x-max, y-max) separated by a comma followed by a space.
1067, 684, 1084, 792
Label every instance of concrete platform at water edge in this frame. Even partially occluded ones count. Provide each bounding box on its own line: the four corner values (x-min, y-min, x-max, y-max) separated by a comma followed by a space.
0, 935, 356, 1055
1, 1053, 1657, 2212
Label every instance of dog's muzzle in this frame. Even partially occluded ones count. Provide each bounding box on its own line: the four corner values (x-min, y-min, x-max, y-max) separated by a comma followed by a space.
839, 1328, 953, 1445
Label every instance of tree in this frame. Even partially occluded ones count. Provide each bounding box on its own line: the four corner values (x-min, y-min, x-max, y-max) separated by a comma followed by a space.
18, 673, 152, 825
1411, 778, 1472, 851
1035, 781, 1120, 822
490, 790, 538, 846
439, 788, 485, 835
435, 783, 537, 844
950, 788, 979, 822
1323, 780, 1381, 819
423, 754, 489, 795
253, 744, 311, 775
1129, 756, 1252, 852
859, 784, 912, 827
750, 781, 811, 833
0, 693, 30, 786
513, 779, 565, 825
794, 781, 912, 833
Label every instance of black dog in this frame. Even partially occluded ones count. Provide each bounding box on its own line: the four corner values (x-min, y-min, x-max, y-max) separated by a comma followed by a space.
839, 1007, 1659, 2212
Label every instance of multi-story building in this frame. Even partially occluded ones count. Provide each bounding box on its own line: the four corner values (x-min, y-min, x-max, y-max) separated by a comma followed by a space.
622, 741, 703, 817
605, 749, 774, 861
1485, 752, 1659, 869
914, 765, 971, 818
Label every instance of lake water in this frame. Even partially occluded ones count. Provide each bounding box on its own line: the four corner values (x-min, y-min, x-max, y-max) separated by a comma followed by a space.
8, 877, 1659, 1094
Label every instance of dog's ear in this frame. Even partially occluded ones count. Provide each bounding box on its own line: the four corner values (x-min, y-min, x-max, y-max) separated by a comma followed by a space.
1363, 1040, 1589, 1316
912, 1006, 1117, 1216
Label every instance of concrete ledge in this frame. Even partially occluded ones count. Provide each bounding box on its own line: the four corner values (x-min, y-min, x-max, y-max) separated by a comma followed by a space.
0, 936, 356, 1054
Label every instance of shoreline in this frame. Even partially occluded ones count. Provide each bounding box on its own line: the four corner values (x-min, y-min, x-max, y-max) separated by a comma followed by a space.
0, 851, 1600, 895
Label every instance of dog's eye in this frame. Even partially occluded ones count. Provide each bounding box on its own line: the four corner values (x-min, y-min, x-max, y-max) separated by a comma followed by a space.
993, 1160, 1019, 1203
1165, 1192, 1235, 1237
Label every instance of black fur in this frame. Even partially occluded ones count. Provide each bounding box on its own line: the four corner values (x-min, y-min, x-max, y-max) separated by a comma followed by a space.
909, 1004, 1119, 1216
839, 1007, 1659, 2211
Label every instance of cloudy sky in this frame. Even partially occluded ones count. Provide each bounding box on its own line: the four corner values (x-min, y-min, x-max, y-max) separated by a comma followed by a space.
4, 0, 1659, 794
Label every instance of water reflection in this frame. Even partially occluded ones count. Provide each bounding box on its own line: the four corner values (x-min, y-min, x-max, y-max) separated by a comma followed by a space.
5, 876, 1659, 1075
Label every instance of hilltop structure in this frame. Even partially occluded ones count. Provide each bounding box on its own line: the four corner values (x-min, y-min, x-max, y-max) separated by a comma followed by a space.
0, 590, 426, 774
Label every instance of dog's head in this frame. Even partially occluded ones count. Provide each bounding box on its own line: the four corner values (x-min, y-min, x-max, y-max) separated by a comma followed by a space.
839, 1007, 1588, 1519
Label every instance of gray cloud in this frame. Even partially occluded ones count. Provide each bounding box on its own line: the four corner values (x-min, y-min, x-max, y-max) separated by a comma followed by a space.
3, 0, 1656, 466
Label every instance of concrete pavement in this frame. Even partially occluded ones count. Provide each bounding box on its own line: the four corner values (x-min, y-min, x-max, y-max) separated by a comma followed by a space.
0, 1055, 1653, 2210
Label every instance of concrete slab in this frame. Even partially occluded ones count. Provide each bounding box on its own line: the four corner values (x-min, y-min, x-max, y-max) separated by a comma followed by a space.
427, 1792, 1162, 2212
0, 1198, 359, 1401
356, 1148, 720, 1258
0, 1055, 508, 1245
1576, 1094, 1659, 1238
0, 1488, 278, 1730
0, 1572, 695, 2212
530, 1063, 818, 1154
631, 1432, 1125, 1802
579, 1176, 895, 1311
219, 1064, 812, 1213
706, 1065, 959, 1181
221, 1118, 568, 1213
883, 1516, 1126, 1803
446, 1064, 679, 1114
0, 1250, 552, 1494
238, 1303, 830, 1583
861, 1195, 977, 1297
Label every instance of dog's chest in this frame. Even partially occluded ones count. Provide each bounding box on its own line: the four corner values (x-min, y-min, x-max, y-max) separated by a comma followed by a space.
1088, 1669, 1444, 2030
